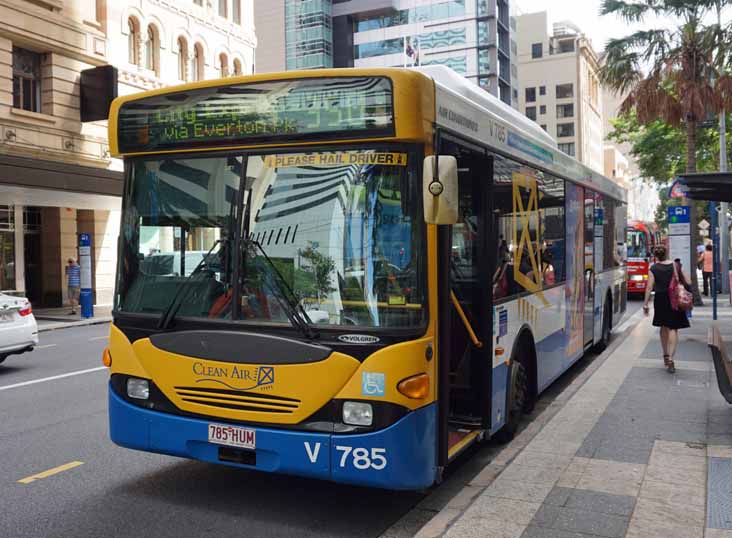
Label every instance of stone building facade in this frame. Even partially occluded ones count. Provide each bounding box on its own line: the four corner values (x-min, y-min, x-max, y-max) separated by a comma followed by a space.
0, 0, 256, 307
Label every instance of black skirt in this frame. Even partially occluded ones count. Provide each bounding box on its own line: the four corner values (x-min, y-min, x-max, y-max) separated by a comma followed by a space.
653, 291, 690, 329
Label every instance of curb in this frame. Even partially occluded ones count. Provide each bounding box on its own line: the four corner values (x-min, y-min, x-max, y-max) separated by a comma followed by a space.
389, 308, 647, 538
37, 317, 112, 333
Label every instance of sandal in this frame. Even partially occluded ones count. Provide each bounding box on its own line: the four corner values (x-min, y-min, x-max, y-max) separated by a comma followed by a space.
663, 355, 671, 367
667, 358, 676, 374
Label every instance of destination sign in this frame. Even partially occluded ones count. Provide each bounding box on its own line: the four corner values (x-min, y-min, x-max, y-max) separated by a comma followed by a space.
117, 77, 395, 154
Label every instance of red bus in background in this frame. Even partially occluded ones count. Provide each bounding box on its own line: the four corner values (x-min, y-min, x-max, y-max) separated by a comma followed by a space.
626, 221, 662, 296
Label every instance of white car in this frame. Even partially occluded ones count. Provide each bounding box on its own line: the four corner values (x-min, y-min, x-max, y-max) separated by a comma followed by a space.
0, 293, 38, 364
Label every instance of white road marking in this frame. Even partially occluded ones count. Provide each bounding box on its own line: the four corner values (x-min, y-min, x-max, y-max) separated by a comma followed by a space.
0, 367, 107, 392
88, 335, 109, 341
35, 344, 57, 349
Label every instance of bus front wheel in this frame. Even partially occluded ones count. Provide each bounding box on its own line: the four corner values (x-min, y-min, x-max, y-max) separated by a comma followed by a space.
495, 359, 528, 443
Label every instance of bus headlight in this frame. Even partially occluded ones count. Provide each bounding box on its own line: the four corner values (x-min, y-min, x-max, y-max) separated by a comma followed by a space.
630, 275, 644, 281
127, 378, 150, 400
343, 401, 373, 426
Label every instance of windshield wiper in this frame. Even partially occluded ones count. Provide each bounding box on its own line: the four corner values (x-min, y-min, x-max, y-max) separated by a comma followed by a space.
157, 239, 223, 330
243, 238, 320, 341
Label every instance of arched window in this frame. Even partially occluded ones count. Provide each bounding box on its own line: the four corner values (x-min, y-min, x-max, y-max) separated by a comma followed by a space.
127, 18, 140, 66
233, 58, 242, 76
191, 43, 204, 81
145, 25, 159, 75
177, 37, 188, 81
219, 53, 229, 77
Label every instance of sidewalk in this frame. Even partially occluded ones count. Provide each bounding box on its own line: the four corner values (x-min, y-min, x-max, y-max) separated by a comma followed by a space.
34, 305, 113, 332
416, 302, 732, 538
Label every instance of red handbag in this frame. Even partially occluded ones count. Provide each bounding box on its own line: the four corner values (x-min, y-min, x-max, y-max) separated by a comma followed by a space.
669, 262, 693, 312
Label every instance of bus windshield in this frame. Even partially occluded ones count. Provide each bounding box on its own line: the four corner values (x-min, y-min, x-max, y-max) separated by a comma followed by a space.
626, 229, 648, 258
116, 147, 426, 330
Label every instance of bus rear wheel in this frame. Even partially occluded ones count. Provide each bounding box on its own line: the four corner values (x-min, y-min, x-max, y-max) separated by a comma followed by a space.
595, 297, 612, 351
495, 360, 528, 443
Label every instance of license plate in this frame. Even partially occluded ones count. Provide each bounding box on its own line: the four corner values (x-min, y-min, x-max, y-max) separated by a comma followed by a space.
0, 312, 13, 323
208, 423, 255, 449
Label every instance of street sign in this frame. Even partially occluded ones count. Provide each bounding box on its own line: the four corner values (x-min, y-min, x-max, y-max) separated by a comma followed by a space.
699, 219, 710, 230
700, 230, 709, 237
668, 206, 691, 236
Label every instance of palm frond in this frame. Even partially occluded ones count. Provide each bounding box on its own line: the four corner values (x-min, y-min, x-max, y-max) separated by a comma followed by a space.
600, 31, 670, 92
600, 0, 662, 22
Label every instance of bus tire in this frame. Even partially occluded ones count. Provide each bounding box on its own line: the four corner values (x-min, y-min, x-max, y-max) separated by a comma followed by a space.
494, 359, 528, 443
0, 354, 6, 364
595, 295, 612, 351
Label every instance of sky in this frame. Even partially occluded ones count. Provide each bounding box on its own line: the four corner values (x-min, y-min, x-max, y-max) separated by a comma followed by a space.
513, 0, 728, 54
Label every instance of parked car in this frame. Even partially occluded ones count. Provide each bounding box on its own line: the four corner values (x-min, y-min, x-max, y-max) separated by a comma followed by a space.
0, 293, 38, 364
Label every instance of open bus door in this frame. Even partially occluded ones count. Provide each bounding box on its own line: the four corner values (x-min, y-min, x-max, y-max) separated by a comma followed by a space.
427, 134, 494, 477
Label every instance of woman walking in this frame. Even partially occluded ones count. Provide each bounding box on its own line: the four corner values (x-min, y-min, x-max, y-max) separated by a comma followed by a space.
643, 245, 690, 373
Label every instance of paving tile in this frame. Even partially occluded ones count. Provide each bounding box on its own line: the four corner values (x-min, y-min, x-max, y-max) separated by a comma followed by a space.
444, 515, 525, 538
638, 479, 707, 507
648, 451, 709, 472
707, 434, 732, 446
556, 470, 583, 489
511, 450, 574, 470
530, 505, 562, 527
653, 440, 707, 458
634, 496, 706, 528
521, 526, 593, 538
564, 488, 636, 516
708, 445, 732, 458
551, 507, 629, 538
463, 496, 541, 525
706, 529, 732, 538
593, 438, 653, 464
543, 487, 573, 507
626, 515, 703, 538
498, 463, 565, 485
484, 478, 555, 504
644, 459, 707, 487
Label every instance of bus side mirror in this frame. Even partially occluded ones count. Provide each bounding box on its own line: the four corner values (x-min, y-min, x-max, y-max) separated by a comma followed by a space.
423, 155, 458, 225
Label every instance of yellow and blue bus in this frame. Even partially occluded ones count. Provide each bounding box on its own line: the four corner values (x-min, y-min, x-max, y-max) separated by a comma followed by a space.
105, 67, 627, 490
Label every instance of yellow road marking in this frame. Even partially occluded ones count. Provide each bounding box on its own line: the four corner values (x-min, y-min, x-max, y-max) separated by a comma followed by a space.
18, 461, 84, 484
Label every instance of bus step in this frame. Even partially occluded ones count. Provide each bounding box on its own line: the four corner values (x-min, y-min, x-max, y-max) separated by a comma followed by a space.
449, 414, 482, 427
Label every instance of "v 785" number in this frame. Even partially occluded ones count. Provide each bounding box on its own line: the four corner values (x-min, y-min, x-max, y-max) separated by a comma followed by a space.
335, 446, 387, 470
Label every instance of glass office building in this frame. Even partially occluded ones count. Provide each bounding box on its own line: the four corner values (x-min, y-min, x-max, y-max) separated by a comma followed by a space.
256, 0, 517, 107
285, 0, 334, 70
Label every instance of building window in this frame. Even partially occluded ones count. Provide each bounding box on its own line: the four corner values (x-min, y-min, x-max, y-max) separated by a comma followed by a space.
540, 105, 546, 115
540, 124, 547, 131
556, 83, 574, 99
218, 0, 227, 18
525, 106, 537, 121
233, 58, 242, 75
233, 0, 241, 24
128, 18, 140, 65
539, 85, 546, 96
218, 53, 229, 77
145, 25, 159, 75
525, 87, 536, 103
557, 103, 574, 118
191, 43, 204, 81
12, 47, 41, 113
531, 43, 542, 58
193, 0, 202, 4
558, 142, 575, 156
557, 123, 575, 138
177, 37, 188, 81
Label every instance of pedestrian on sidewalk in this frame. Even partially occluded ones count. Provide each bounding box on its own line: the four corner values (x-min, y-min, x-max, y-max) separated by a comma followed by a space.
65, 258, 81, 315
699, 243, 714, 296
643, 245, 690, 373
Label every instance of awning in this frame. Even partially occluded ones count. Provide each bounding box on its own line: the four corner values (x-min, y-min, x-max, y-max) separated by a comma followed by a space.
671, 173, 732, 202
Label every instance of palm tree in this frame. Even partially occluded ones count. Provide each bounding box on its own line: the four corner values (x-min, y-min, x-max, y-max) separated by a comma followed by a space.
600, 0, 732, 303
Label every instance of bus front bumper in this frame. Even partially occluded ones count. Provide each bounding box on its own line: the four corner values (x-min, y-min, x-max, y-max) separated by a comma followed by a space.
109, 385, 437, 490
